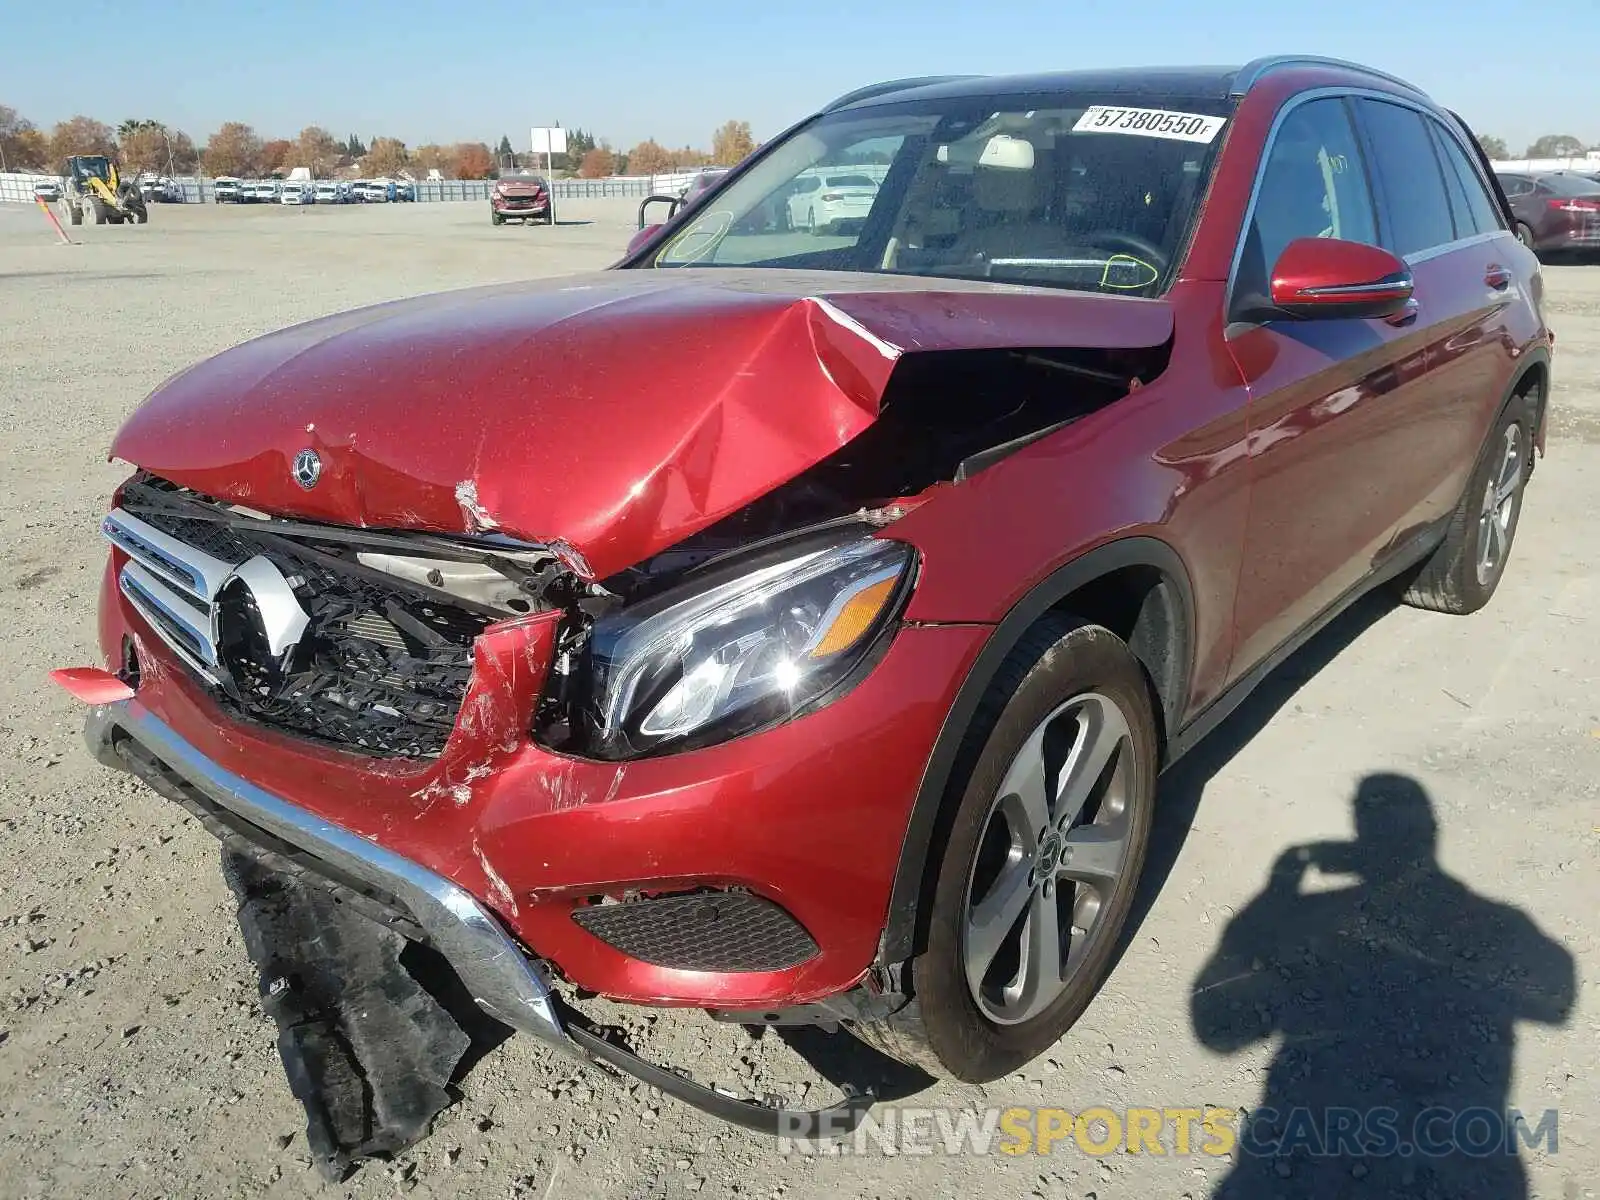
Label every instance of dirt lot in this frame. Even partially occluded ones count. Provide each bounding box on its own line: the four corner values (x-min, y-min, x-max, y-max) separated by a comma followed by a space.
0, 199, 1595, 1200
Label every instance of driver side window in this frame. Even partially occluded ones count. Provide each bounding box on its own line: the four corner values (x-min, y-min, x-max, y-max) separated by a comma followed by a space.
1248, 97, 1379, 277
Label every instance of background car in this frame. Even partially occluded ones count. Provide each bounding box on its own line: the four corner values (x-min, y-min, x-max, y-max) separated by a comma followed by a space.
312, 180, 346, 204
213, 177, 243, 203
490, 171, 551, 225
280, 181, 315, 205
246, 180, 281, 203
357, 179, 395, 202
32, 179, 61, 202
1496, 171, 1600, 255
785, 170, 881, 234
395, 180, 416, 202
679, 168, 729, 204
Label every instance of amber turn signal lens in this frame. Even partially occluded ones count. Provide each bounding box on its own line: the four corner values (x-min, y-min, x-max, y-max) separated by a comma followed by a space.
807, 576, 898, 659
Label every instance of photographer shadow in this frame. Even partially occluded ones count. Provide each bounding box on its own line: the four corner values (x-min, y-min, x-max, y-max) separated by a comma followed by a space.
1191, 773, 1575, 1198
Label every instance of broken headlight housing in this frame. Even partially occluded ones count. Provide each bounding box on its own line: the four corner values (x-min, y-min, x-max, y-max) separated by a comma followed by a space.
578, 536, 915, 759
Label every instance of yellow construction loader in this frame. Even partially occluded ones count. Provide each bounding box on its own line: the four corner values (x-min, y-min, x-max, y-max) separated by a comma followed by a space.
59, 155, 149, 226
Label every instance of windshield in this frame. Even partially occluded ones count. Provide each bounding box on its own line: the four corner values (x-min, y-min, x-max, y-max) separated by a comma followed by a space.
647, 90, 1231, 295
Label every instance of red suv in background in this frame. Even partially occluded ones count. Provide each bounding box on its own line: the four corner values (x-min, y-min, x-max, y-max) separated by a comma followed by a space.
58, 56, 1549, 1166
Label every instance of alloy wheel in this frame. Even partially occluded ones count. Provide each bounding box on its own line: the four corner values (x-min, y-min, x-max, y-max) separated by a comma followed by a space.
961, 691, 1135, 1026
1475, 423, 1523, 585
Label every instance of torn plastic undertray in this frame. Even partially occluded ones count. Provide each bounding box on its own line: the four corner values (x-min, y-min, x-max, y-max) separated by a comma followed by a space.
221, 847, 873, 1177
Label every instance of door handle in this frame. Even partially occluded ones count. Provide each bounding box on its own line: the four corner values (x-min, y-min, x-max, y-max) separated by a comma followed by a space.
1485, 265, 1512, 290
1383, 298, 1420, 327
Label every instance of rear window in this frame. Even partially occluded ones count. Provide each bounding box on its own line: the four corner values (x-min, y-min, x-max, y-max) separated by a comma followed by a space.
824, 175, 877, 187
1539, 174, 1600, 197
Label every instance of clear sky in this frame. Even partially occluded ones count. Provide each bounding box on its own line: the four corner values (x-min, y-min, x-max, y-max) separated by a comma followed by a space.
5, 0, 1597, 155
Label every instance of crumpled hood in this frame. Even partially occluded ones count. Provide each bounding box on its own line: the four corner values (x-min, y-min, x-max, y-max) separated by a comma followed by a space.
111, 269, 1173, 580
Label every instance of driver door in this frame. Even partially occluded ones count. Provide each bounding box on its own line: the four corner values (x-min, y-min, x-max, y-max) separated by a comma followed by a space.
1225, 95, 1428, 676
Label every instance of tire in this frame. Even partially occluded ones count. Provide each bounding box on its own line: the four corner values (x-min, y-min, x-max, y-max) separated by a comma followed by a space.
1516, 222, 1536, 250
1399, 390, 1534, 615
132, 205, 148, 224
86, 197, 106, 225
63, 199, 82, 226
848, 616, 1158, 1082
805, 207, 817, 235
491, 210, 504, 225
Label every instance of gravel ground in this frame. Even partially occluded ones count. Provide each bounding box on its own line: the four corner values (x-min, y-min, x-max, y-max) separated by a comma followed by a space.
0, 199, 1595, 1200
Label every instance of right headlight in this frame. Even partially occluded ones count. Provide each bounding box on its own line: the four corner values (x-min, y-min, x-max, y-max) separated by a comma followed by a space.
577, 535, 915, 759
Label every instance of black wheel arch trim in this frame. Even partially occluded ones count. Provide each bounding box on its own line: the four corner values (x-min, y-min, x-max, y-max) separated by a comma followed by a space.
877, 534, 1196, 965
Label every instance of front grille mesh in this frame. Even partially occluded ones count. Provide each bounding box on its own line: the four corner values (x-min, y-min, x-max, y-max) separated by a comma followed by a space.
117, 478, 492, 758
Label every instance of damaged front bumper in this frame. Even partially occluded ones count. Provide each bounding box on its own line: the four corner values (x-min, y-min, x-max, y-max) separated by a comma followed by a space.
85, 699, 874, 1143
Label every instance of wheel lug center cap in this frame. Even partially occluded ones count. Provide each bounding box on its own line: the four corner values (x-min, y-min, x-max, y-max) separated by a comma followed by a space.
1038, 833, 1062, 871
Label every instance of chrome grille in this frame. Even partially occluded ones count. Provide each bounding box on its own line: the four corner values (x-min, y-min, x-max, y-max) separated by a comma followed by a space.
105, 480, 495, 758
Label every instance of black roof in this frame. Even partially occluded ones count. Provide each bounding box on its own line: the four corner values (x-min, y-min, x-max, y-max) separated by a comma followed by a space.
829, 57, 1421, 113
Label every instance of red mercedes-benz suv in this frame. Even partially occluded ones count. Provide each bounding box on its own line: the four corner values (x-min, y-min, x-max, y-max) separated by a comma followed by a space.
58, 56, 1549, 1166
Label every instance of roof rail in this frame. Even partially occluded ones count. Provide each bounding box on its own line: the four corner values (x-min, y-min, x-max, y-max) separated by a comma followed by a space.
1230, 56, 1423, 98
823, 75, 982, 112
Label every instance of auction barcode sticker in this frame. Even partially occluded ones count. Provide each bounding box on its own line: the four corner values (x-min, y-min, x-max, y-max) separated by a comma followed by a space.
1072, 106, 1227, 143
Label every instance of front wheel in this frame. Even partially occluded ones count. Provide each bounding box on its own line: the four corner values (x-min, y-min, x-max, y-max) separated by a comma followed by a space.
1516, 222, 1536, 250
849, 617, 1157, 1082
491, 210, 504, 225
1398, 391, 1534, 614
62, 199, 82, 226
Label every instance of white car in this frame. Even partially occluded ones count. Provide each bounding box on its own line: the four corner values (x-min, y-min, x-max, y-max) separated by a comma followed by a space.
213, 177, 243, 203
33, 179, 62, 202
356, 180, 394, 203
786, 172, 880, 235
280, 182, 315, 205
248, 180, 281, 203
313, 181, 346, 204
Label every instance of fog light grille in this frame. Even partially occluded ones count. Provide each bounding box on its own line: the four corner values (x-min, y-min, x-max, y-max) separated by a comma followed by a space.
572, 892, 818, 973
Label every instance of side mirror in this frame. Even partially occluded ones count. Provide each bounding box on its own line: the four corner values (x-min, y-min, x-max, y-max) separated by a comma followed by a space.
626, 223, 665, 256
1268, 237, 1414, 320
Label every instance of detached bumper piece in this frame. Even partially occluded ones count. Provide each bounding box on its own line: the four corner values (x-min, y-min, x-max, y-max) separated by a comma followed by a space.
223, 849, 473, 1180
81, 696, 874, 1170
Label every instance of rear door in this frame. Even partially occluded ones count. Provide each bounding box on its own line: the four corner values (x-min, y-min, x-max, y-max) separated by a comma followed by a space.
1351, 97, 1521, 547
1225, 94, 1433, 673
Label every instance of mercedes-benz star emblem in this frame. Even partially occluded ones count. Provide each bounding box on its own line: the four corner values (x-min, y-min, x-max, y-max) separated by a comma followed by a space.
291, 448, 322, 489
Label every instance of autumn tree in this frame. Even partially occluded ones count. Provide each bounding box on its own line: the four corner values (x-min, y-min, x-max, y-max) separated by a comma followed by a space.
710, 120, 755, 166
258, 139, 292, 175
0, 105, 48, 170
49, 115, 116, 161
452, 142, 493, 179
411, 144, 449, 174
204, 123, 262, 177
365, 137, 409, 176
668, 146, 709, 170
577, 147, 615, 178
1525, 134, 1585, 159
627, 139, 673, 175
294, 126, 341, 177
118, 124, 173, 172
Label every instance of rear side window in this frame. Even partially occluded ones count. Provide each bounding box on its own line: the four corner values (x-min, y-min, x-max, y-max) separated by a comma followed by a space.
1498, 174, 1534, 197
1429, 122, 1505, 236
1357, 99, 1457, 256
1249, 96, 1378, 272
